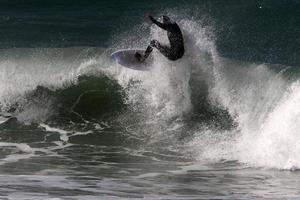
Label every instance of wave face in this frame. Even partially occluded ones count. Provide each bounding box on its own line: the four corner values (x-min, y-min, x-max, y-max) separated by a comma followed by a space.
0, 14, 299, 171
0, 4, 300, 199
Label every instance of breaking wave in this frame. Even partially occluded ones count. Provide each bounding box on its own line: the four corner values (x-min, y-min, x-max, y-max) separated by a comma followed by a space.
0, 15, 299, 171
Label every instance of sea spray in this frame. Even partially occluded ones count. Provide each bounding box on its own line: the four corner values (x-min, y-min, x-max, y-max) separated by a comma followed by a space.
237, 80, 300, 169
0, 15, 298, 171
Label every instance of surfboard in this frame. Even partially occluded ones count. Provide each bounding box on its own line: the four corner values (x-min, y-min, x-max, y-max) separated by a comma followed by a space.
111, 49, 152, 71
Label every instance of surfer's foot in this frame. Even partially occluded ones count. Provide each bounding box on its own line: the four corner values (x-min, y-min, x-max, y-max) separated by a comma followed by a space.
150, 39, 159, 48
135, 52, 145, 62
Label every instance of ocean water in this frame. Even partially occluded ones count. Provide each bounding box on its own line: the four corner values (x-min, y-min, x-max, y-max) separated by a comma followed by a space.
0, 1, 300, 199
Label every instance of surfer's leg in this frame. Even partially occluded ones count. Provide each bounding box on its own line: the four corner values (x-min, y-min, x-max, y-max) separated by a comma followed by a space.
143, 45, 153, 59
154, 42, 172, 59
135, 39, 171, 61
135, 42, 154, 62
142, 39, 162, 59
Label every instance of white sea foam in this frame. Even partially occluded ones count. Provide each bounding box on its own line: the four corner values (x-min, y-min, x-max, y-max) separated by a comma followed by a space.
0, 142, 51, 165
0, 48, 101, 123
0, 16, 298, 171
236, 81, 300, 169
102, 16, 300, 170
180, 18, 300, 170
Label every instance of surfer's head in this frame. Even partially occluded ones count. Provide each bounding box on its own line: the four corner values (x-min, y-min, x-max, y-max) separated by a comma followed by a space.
162, 15, 171, 24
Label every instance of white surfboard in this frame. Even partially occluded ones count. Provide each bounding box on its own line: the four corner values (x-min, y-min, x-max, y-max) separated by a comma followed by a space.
111, 49, 152, 71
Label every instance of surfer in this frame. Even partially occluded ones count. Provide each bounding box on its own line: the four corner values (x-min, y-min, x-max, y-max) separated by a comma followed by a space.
135, 15, 185, 61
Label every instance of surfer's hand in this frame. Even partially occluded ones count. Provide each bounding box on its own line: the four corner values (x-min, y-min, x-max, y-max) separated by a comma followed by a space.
145, 14, 154, 23
144, 13, 153, 24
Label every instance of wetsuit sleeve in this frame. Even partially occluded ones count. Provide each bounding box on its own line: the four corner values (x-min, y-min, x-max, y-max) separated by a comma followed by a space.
149, 16, 168, 30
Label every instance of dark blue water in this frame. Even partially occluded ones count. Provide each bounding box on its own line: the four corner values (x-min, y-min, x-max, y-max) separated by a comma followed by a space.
0, 1, 300, 199
0, 0, 299, 65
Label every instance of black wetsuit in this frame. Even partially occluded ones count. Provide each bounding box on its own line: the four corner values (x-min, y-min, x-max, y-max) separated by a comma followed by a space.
143, 16, 185, 61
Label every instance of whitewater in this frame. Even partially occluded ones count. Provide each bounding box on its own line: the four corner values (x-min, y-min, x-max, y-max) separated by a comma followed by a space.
0, 14, 300, 199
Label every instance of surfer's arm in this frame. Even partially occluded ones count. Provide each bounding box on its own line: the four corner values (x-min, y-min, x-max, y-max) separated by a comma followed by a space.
149, 16, 168, 30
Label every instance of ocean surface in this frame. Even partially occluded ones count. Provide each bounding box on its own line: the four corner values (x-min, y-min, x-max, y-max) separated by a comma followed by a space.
0, 0, 299, 199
